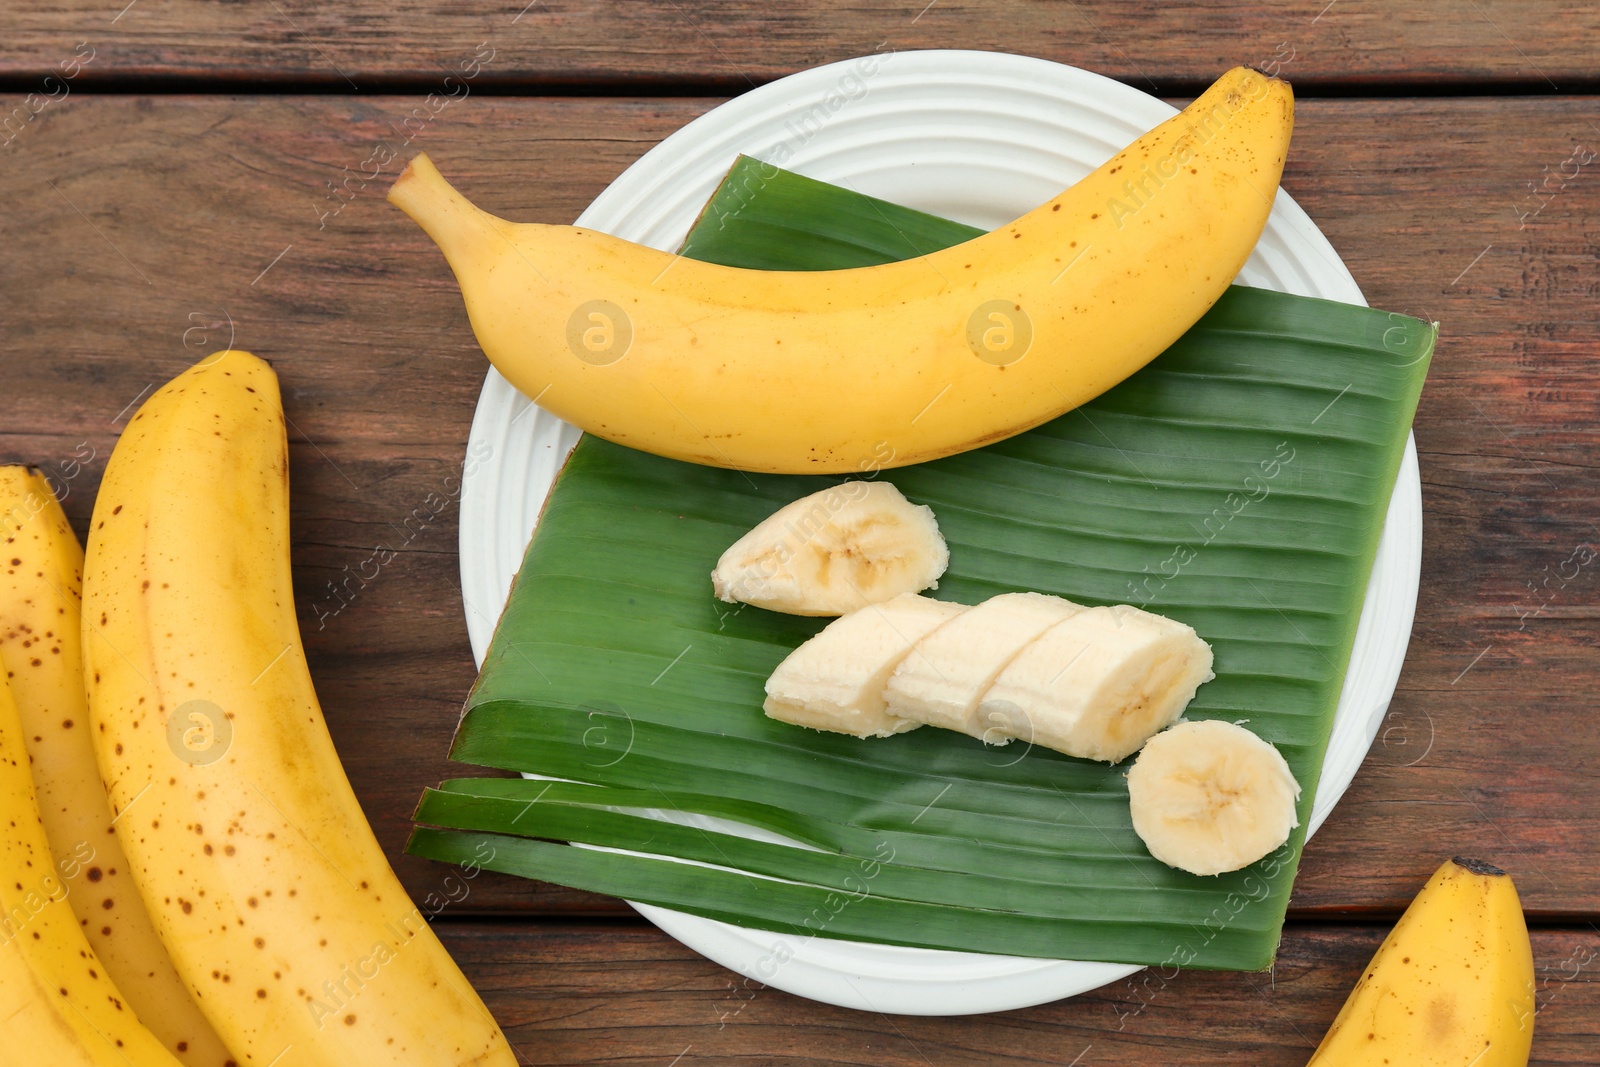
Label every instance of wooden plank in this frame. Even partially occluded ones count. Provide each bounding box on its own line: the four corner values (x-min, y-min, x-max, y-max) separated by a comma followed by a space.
2, 93, 1598, 918
440, 919, 1600, 1065
1, 1, 1597, 91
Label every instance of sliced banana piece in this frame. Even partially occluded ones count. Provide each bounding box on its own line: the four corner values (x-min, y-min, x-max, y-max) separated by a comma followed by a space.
1126, 719, 1301, 877
883, 592, 1083, 739
764, 594, 968, 738
977, 604, 1214, 762
712, 481, 948, 616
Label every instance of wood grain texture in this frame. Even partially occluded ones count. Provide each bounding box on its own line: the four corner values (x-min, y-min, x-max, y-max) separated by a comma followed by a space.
2, 93, 1598, 922
442, 919, 1600, 1066
0, 1, 1596, 91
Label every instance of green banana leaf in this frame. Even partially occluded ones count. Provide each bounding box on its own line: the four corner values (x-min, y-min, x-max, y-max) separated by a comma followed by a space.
408, 156, 1434, 969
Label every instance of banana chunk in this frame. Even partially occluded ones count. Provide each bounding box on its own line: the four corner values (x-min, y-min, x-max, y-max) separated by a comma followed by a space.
712, 481, 948, 616
764, 594, 968, 738
884, 592, 1083, 739
977, 604, 1214, 762
1127, 719, 1301, 876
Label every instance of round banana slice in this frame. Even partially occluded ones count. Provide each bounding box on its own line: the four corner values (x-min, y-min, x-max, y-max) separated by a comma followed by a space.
976, 604, 1214, 762
1126, 719, 1301, 877
711, 481, 948, 616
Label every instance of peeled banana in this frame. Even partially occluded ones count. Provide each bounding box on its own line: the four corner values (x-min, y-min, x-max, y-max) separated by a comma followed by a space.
81, 352, 516, 1066
389, 66, 1292, 474
763, 593, 967, 737
0, 671, 185, 1066
712, 481, 948, 616
1305, 857, 1534, 1066
0, 468, 236, 1067
760, 589, 1219, 768
1126, 719, 1300, 876
884, 592, 1083, 739
977, 604, 1214, 762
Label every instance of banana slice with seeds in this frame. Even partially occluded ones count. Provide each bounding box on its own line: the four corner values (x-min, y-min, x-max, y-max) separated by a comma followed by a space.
712, 481, 947, 616
1126, 719, 1301, 876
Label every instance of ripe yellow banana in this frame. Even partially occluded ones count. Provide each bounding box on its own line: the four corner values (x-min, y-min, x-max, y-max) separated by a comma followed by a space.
390, 65, 1291, 474
0, 670, 185, 1066
1307, 857, 1535, 1066
82, 352, 516, 1066
0, 468, 237, 1067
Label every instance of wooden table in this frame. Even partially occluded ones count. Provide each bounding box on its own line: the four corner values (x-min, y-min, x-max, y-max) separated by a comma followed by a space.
3, 3, 1598, 1062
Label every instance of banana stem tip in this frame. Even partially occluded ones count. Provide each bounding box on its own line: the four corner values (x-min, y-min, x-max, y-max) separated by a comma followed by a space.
1451, 856, 1507, 877
386, 152, 498, 263
387, 152, 437, 207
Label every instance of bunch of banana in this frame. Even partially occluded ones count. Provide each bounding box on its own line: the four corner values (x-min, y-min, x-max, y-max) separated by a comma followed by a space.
1306, 857, 1535, 1066
81, 352, 516, 1066
389, 66, 1293, 474
0, 670, 185, 1066
0, 467, 236, 1067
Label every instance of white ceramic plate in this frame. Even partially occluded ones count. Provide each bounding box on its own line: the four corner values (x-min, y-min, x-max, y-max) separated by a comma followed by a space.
456, 50, 1421, 1016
